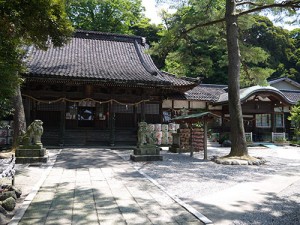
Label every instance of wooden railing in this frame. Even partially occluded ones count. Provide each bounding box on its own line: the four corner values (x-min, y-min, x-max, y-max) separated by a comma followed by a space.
272, 132, 286, 142
245, 132, 253, 143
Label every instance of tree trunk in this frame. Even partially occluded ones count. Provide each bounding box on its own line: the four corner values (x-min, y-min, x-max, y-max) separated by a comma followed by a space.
12, 85, 26, 148
225, 0, 248, 156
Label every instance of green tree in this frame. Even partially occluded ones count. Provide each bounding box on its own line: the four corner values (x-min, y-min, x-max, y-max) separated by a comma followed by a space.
156, 0, 300, 159
286, 28, 300, 82
66, 0, 166, 66
152, 6, 277, 86
288, 102, 300, 141
0, 0, 73, 147
239, 15, 295, 83
66, 0, 144, 34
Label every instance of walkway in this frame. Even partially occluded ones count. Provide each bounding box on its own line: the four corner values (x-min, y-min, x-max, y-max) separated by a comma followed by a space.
13, 148, 203, 225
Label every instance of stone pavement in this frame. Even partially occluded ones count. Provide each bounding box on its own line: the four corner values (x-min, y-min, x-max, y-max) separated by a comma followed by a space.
190, 174, 300, 225
10, 148, 204, 225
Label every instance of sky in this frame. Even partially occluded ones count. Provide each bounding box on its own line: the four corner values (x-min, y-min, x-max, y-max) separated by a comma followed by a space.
141, 0, 169, 24
141, 0, 298, 30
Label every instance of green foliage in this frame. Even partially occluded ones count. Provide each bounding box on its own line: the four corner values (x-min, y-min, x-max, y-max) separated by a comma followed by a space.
288, 102, 300, 140
66, 0, 144, 34
0, 99, 14, 121
0, 0, 73, 119
1, 0, 73, 49
273, 136, 286, 143
129, 18, 164, 44
152, 1, 300, 85
239, 15, 297, 83
65, 0, 165, 65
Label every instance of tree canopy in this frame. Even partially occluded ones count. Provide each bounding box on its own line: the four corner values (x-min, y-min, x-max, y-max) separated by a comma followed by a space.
288, 102, 300, 141
0, 0, 73, 144
152, 1, 300, 87
0, 0, 73, 104
66, 0, 144, 34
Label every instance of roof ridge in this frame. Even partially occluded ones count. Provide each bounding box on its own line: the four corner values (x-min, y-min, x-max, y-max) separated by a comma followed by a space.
280, 89, 300, 93
133, 40, 158, 76
199, 84, 227, 88
74, 30, 146, 45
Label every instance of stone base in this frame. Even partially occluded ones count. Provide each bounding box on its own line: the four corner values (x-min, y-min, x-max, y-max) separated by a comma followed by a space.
134, 145, 159, 155
211, 155, 267, 165
169, 145, 180, 153
130, 154, 163, 162
15, 156, 48, 164
15, 148, 48, 164
169, 145, 197, 153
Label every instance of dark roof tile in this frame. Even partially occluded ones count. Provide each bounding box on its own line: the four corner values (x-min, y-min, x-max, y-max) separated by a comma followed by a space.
280, 90, 300, 103
184, 84, 227, 101
24, 30, 192, 87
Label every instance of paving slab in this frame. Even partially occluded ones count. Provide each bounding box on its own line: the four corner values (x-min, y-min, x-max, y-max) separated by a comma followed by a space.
11, 148, 204, 225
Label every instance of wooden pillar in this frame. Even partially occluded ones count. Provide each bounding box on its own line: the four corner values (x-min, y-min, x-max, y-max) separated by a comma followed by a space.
141, 101, 145, 122
59, 101, 66, 146
24, 97, 31, 125
189, 124, 193, 157
109, 101, 115, 146
204, 119, 208, 160
133, 104, 137, 128
271, 110, 276, 133
171, 100, 175, 118
159, 100, 163, 123
32, 101, 37, 121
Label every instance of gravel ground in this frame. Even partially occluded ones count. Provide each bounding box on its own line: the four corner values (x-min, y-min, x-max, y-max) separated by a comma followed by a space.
117, 145, 300, 225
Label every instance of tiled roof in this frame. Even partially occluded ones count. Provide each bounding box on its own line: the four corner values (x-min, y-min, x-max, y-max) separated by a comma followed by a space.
24, 30, 195, 88
280, 90, 300, 103
217, 86, 294, 105
159, 71, 199, 91
184, 84, 227, 101
269, 77, 300, 89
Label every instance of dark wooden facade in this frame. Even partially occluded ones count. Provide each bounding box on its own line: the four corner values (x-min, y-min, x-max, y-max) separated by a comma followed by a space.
22, 81, 169, 146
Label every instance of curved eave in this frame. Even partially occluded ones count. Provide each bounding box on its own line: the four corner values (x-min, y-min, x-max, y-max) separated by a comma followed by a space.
168, 83, 199, 93
214, 86, 294, 106
24, 75, 171, 88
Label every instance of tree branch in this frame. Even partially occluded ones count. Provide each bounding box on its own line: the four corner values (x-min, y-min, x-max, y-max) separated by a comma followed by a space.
181, 17, 225, 35
236, 2, 263, 7
181, 1, 300, 36
237, 1, 300, 17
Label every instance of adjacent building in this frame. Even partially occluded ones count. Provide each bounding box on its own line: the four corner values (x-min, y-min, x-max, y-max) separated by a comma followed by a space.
163, 78, 300, 142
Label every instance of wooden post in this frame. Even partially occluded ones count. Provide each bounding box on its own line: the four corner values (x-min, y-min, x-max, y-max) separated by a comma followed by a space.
59, 101, 66, 146
24, 97, 31, 126
204, 119, 208, 160
272, 112, 276, 133
141, 101, 145, 122
109, 101, 115, 146
189, 124, 193, 157
133, 104, 137, 128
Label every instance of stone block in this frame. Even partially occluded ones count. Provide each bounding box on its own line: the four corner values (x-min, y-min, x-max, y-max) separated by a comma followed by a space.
0, 191, 17, 201
134, 145, 159, 155
15, 155, 48, 164
15, 148, 48, 164
130, 154, 163, 162
15, 148, 46, 157
2, 197, 16, 211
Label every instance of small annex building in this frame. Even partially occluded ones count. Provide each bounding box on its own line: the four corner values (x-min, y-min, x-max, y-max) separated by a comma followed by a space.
163, 78, 300, 143
21, 30, 197, 146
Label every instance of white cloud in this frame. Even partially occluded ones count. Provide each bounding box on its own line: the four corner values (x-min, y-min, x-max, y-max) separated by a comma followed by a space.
142, 0, 175, 24
142, 0, 161, 24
